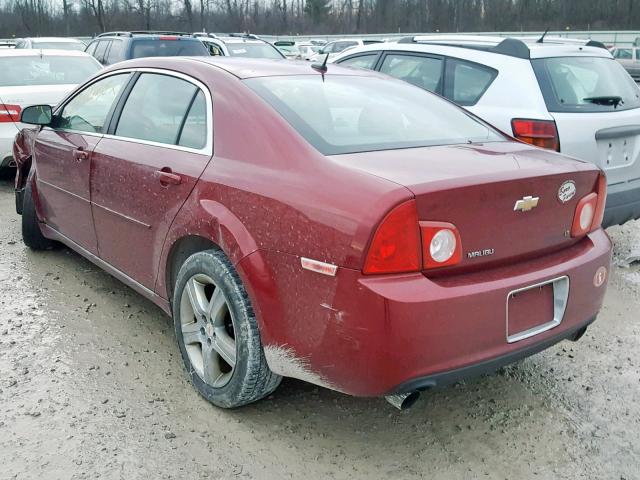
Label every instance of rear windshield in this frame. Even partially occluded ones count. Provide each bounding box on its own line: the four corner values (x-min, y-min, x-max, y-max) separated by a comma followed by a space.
227, 43, 283, 59
32, 41, 85, 51
533, 56, 640, 113
130, 39, 209, 58
245, 75, 504, 155
0, 56, 100, 87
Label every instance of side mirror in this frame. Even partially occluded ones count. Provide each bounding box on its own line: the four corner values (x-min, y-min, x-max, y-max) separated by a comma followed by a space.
20, 105, 52, 126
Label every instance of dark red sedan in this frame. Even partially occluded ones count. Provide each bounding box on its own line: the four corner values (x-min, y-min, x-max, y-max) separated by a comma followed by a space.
13, 57, 611, 409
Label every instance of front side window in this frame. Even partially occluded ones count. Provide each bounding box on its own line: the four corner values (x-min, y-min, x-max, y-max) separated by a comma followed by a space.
56, 73, 130, 133
445, 59, 497, 106
379, 54, 443, 93
246, 75, 504, 155
334, 41, 358, 53
338, 54, 378, 70
533, 56, 640, 112
115, 73, 206, 147
0, 55, 101, 87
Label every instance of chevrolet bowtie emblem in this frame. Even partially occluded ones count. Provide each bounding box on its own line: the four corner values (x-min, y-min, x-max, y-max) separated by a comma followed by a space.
514, 196, 540, 212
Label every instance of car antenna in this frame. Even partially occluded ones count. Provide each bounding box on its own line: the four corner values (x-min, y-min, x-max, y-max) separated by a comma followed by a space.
311, 53, 330, 76
537, 27, 550, 44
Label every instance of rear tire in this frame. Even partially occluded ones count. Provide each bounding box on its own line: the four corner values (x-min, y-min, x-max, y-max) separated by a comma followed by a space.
173, 249, 281, 408
21, 181, 54, 250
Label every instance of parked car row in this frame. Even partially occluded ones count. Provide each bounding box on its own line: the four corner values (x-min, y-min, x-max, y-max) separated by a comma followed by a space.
332, 35, 640, 227
2, 32, 637, 411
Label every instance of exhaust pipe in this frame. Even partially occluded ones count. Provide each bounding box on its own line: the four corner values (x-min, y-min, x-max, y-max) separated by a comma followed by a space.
385, 391, 421, 410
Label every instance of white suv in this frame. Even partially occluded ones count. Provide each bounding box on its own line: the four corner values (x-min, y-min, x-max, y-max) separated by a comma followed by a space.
333, 35, 640, 227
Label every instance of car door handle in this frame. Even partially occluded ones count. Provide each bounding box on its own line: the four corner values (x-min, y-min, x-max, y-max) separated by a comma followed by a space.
156, 169, 182, 186
72, 148, 90, 162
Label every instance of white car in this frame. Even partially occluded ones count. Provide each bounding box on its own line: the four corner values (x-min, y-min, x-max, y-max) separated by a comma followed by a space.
14, 37, 86, 51
333, 35, 640, 227
194, 33, 285, 59
0, 49, 101, 169
309, 38, 382, 62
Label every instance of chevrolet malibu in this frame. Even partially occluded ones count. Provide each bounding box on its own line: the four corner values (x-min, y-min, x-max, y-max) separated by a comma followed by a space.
13, 57, 612, 410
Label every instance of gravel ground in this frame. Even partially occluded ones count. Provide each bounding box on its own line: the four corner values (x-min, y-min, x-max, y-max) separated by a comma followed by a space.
0, 176, 639, 480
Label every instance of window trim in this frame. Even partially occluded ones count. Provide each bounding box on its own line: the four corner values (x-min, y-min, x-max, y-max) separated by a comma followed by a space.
48, 67, 213, 157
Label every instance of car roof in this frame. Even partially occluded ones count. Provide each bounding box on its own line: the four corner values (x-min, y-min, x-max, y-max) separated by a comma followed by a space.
110, 56, 384, 79
26, 37, 83, 43
0, 48, 93, 57
348, 35, 612, 60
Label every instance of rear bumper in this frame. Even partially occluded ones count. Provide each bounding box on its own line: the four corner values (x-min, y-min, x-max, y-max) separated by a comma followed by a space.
241, 229, 612, 397
603, 180, 640, 227
392, 315, 594, 394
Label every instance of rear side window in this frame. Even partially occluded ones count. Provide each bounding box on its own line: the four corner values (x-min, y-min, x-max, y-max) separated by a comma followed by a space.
379, 54, 443, 93
445, 59, 497, 106
338, 54, 378, 70
105, 39, 124, 64
115, 73, 206, 147
130, 39, 208, 58
178, 90, 207, 149
532, 56, 640, 113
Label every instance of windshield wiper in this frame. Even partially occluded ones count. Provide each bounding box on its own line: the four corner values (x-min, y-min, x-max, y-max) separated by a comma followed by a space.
583, 96, 624, 108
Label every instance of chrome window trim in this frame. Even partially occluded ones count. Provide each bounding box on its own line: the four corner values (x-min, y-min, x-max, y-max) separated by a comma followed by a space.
46, 66, 213, 157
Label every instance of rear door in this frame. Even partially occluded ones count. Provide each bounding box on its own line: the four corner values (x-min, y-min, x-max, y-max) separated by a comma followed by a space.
532, 55, 640, 186
90, 71, 212, 289
33, 72, 131, 253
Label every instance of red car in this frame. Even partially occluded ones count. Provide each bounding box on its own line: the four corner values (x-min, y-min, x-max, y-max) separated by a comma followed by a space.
14, 57, 611, 410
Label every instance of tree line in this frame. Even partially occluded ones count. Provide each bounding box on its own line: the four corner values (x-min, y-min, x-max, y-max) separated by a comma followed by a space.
0, 0, 638, 38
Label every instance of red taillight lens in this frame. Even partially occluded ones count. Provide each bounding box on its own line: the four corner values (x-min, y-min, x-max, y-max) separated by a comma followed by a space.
571, 172, 607, 237
0, 104, 21, 123
159, 36, 178, 40
420, 222, 462, 269
511, 118, 560, 152
363, 200, 421, 274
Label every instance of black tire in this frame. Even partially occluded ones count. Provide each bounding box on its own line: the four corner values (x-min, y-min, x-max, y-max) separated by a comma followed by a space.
173, 249, 281, 408
22, 181, 55, 250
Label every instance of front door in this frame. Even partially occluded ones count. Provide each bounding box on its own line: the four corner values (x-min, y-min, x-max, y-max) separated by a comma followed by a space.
91, 72, 212, 289
34, 73, 131, 253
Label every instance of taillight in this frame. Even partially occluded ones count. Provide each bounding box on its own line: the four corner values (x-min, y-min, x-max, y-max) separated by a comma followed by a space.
363, 201, 463, 274
571, 173, 607, 237
420, 222, 462, 269
363, 200, 421, 274
0, 103, 21, 123
159, 36, 178, 40
511, 118, 560, 152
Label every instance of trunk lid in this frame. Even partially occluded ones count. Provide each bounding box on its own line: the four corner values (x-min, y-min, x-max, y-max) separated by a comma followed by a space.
0, 84, 75, 128
331, 142, 601, 272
